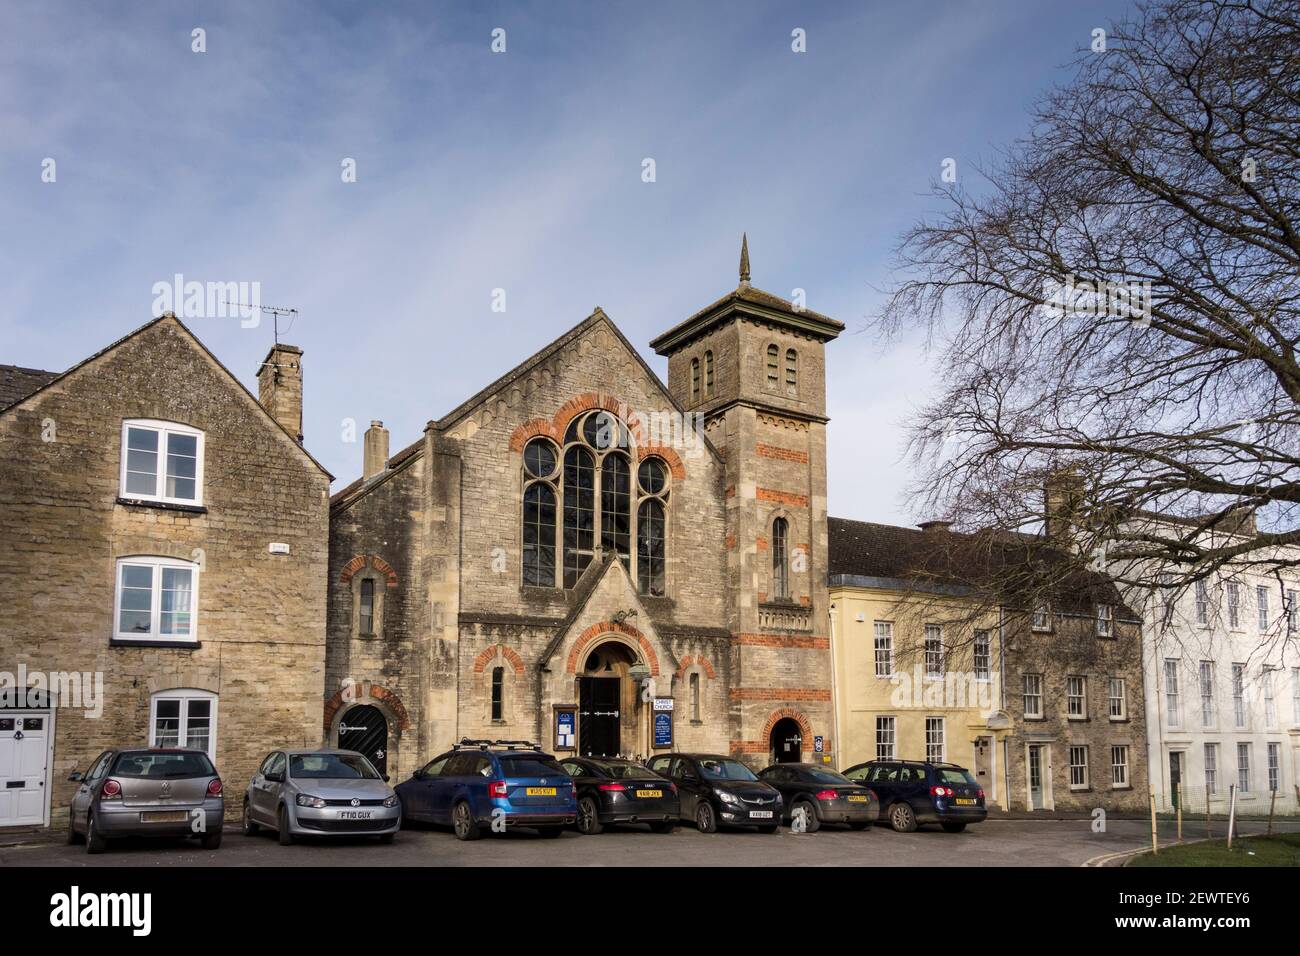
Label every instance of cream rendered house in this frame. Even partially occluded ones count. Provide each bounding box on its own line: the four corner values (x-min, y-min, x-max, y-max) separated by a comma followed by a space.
1127, 512, 1300, 815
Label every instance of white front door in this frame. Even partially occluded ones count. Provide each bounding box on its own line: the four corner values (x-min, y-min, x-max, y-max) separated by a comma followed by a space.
1028, 745, 1045, 811
0, 712, 51, 826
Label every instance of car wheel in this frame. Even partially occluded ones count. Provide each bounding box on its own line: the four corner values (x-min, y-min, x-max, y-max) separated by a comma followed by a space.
648, 820, 675, 834
277, 806, 295, 846
695, 801, 718, 834
378, 832, 395, 844
85, 813, 106, 854
889, 802, 917, 833
452, 800, 481, 841
66, 806, 82, 844
794, 799, 821, 833
849, 822, 870, 831
538, 827, 564, 839
941, 821, 967, 833
200, 828, 223, 850
576, 796, 603, 835
242, 800, 258, 836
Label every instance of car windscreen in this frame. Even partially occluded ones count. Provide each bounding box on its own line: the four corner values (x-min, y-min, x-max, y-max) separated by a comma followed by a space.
111, 752, 216, 778
499, 756, 566, 778
800, 768, 852, 785
594, 760, 659, 779
936, 768, 978, 787
699, 758, 758, 782
290, 753, 380, 779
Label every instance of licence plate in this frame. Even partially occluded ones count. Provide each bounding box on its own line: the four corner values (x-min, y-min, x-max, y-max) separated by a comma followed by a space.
954, 798, 976, 806
749, 810, 773, 819
140, 810, 188, 823
847, 795, 869, 803
635, 789, 662, 799
525, 787, 557, 796
339, 811, 373, 820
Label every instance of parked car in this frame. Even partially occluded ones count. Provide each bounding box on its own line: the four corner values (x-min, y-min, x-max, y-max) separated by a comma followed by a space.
243, 748, 400, 844
395, 738, 577, 840
559, 756, 679, 834
646, 753, 782, 833
757, 762, 879, 832
66, 748, 224, 854
841, 759, 987, 832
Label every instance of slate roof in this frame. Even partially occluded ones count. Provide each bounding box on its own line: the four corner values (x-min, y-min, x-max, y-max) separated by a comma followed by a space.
827, 516, 1138, 619
649, 283, 844, 355
0, 365, 59, 410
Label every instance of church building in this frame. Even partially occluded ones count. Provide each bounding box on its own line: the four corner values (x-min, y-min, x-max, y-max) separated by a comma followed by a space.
324, 239, 845, 780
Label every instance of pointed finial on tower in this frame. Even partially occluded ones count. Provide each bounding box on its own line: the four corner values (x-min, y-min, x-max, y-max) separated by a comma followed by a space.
739, 233, 751, 287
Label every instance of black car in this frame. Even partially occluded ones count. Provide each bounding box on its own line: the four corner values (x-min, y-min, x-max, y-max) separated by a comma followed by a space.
559, 756, 679, 834
842, 759, 987, 832
757, 762, 879, 832
646, 753, 782, 833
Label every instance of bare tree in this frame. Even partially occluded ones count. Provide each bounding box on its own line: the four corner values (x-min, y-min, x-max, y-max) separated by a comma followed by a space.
878, 0, 1300, 603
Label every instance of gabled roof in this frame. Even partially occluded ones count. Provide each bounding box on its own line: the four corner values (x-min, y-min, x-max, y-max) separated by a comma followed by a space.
1, 314, 332, 479
649, 283, 844, 355
331, 306, 723, 510
0, 365, 59, 410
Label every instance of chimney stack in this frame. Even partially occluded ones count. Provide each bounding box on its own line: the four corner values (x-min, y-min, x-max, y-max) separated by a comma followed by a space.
1044, 469, 1085, 542
364, 420, 390, 481
257, 344, 304, 442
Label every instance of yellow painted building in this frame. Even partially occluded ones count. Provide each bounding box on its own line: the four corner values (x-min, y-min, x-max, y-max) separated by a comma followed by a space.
829, 520, 1013, 809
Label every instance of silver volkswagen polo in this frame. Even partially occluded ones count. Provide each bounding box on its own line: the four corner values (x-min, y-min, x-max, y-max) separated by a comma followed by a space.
243, 748, 400, 844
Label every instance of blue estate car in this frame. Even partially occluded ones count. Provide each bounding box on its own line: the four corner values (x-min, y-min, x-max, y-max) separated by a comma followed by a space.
394, 739, 577, 840
841, 759, 987, 833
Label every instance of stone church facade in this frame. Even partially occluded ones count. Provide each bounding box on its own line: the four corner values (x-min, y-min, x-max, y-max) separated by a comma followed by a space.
325, 248, 844, 781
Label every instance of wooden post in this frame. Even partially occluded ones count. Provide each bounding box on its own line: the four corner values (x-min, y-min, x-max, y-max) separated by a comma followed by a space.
1268, 788, 1277, 836
1175, 782, 1182, 842
1148, 785, 1158, 855
1227, 784, 1237, 850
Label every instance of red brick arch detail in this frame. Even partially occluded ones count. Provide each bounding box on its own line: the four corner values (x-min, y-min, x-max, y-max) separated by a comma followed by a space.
760, 707, 813, 744
637, 444, 686, 481
340, 555, 399, 588
473, 644, 524, 675
565, 621, 660, 676
675, 654, 717, 680
323, 682, 411, 734
508, 418, 562, 453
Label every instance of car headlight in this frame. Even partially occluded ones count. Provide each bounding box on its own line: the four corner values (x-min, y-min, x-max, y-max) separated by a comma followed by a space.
383, 794, 399, 808
718, 791, 739, 804
296, 794, 326, 808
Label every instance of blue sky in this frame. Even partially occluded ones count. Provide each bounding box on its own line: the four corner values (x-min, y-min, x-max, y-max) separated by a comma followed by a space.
0, 0, 1135, 521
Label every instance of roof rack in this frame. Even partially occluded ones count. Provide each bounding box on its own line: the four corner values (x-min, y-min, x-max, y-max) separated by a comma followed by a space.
454, 737, 543, 752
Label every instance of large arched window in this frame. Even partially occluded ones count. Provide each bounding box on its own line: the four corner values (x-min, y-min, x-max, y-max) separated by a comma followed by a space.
772, 516, 790, 599
521, 412, 670, 593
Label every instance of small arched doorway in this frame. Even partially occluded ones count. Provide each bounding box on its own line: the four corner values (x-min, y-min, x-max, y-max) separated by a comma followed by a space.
337, 704, 388, 776
578, 641, 638, 757
770, 717, 803, 763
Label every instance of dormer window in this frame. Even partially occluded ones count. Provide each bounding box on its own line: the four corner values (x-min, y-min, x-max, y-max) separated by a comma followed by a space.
120, 420, 204, 505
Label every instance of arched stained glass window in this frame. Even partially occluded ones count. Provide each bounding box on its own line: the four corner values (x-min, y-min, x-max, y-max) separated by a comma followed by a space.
563, 445, 596, 587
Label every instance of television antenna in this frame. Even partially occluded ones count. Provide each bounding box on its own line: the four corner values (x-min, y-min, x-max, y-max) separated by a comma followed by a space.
225, 300, 300, 347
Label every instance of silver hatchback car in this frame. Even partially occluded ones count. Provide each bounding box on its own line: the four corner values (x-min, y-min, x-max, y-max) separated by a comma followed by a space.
243, 748, 400, 844
67, 748, 225, 854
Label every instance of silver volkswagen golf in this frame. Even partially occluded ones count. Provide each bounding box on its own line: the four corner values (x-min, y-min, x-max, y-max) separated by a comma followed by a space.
243, 748, 400, 844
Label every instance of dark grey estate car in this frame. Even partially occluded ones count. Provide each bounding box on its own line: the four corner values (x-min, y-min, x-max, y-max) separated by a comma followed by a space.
67, 748, 225, 854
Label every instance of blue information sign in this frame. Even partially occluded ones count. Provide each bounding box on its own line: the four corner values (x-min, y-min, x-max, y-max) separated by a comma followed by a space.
653, 711, 673, 748
814, 735, 824, 753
